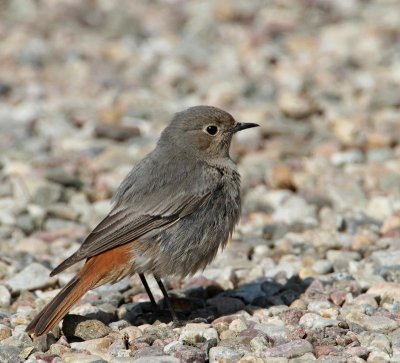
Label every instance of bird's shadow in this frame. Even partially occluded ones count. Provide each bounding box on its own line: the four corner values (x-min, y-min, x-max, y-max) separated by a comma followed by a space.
118, 275, 313, 326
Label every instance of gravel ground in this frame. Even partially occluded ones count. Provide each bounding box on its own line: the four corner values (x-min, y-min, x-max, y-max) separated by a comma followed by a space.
1, 1, 400, 362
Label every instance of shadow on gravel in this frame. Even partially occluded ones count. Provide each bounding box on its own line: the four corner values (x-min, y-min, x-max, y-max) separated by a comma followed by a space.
119, 275, 313, 326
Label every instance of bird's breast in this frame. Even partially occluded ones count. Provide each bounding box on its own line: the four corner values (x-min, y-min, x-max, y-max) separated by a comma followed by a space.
147, 166, 241, 277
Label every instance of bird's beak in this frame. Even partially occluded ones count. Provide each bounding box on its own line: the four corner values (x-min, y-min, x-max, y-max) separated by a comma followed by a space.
233, 122, 260, 132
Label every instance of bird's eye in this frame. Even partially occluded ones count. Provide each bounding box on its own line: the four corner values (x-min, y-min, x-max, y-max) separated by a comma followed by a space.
205, 125, 218, 136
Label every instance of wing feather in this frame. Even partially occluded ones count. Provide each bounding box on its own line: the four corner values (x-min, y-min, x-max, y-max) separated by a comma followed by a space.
50, 186, 214, 276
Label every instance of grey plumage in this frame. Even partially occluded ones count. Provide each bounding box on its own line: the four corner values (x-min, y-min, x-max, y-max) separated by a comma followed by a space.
51, 105, 257, 279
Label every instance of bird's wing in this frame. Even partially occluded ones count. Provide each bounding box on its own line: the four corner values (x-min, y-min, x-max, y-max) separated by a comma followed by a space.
51, 160, 220, 276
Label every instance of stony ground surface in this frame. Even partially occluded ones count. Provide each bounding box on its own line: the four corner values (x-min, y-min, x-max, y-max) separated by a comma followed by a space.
1, 0, 400, 362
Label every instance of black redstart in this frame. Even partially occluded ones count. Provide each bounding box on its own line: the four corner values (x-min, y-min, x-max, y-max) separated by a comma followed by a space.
26, 105, 259, 336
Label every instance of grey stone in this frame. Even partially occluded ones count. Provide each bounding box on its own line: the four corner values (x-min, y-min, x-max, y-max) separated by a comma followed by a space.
164, 342, 207, 362
346, 312, 398, 333
62, 315, 111, 340
254, 323, 288, 345
15, 213, 35, 234
32, 183, 63, 207
299, 313, 338, 330
265, 339, 314, 358
45, 168, 83, 188
272, 195, 317, 226
228, 283, 265, 304
331, 150, 364, 166
371, 250, 400, 268
207, 296, 245, 315
0, 345, 24, 363
312, 260, 333, 274
0, 323, 12, 341
179, 323, 219, 344
209, 346, 243, 362
131, 357, 180, 363
61, 352, 108, 363
109, 320, 131, 331
6, 263, 56, 293
290, 352, 317, 362
0, 285, 11, 307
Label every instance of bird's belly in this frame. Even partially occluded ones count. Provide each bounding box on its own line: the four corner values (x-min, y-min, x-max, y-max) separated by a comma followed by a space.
147, 192, 239, 277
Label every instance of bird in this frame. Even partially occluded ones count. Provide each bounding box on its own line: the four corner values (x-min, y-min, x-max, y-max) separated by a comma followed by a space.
26, 105, 259, 336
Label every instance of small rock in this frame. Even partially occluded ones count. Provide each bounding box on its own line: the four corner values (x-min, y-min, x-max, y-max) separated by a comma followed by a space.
47, 204, 80, 221
366, 196, 393, 221
269, 164, 296, 191
279, 92, 318, 120
346, 345, 368, 359
45, 168, 83, 188
265, 339, 314, 358
371, 252, 400, 269
254, 323, 288, 345
0, 323, 12, 341
164, 342, 207, 362
134, 346, 164, 358
32, 183, 63, 207
0, 345, 24, 363
367, 284, 400, 301
238, 356, 265, 363
250, 335, 271, 354
62, 315, 111, 340
62, 352, 108, 363
6, 263, 56, 293
120, 326, 143, 342
69, 336, 113, 359
179, 323, 219, 345
207, 296, 245, 315
346, 312, 398, 333
109, 320, 131, 331
209, 346, 243, 362
331, 150, 364, 166
0, 285, 11, 307
229, 319, 248, 333
299, 313, 338, 330
330, 291, 347, 306
131, 357, 180, 363
49, 343, 71, 356
272, 195, 317, 226
312, 260, 333, 275
94, 122, 140, 141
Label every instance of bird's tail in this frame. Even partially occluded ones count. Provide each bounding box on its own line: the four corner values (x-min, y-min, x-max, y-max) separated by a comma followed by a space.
26, 244, 133, 336
26, 262, 101, 336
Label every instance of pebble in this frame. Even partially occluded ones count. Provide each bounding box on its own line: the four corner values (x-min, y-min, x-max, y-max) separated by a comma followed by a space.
0, 285, 11, 307
0, 345, 24, 363
299, 313, 338, 330
209, 346, 243, 362
207, 296, 246, 315
6, 263, 57, 293
265, 339, 314, 358
368, 282, 400, 301
62, 352, 108, 363
346, 312, 398, 333
0, 323, 12, 341
165, 342, 207, 362
62, 315, 111, 340
312, 260, 333, 275
69, 337, 114, 360
32, 183, 63, 207
179, 323, 219, 344
131, 357, 180, 363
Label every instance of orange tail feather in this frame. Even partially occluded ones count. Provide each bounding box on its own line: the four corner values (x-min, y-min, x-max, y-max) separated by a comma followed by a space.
26, 244, 133, 336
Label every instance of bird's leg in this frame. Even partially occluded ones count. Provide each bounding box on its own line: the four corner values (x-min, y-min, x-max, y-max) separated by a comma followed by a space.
138, 273, 158, 311
155, 276, 179, 323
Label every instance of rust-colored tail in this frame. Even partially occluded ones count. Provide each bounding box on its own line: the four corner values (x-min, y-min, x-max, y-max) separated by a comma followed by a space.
26, 244, 133, 336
